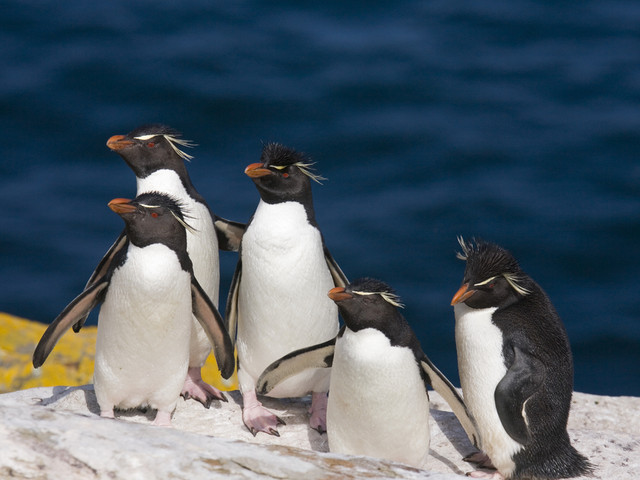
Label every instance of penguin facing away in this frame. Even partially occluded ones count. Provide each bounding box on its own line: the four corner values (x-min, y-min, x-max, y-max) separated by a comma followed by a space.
74, 124, 244, 407
451, 238, 593, 480
257, 278, 478, 467
33, 193, 235, 426
226, 142, 347, 436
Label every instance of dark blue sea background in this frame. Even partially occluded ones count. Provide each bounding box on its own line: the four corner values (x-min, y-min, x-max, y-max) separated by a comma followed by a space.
2, 1, 639, 396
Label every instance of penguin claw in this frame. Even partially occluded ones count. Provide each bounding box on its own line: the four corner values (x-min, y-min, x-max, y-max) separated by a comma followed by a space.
466, 471, 504, 479
181, 367, 227, 407
241, 388, 286, 436
309, 410, 327, 434
312, 424, 326, 434
248, 425, 281, 437
242, 405, 285, 436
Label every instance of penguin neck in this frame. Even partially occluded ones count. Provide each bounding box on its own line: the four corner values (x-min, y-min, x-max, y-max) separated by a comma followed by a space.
253, 196, 318, 229
125, 229, 192, 273
342, 309, 418, 352
257, 188, 317, 226
136, 169, 205, 206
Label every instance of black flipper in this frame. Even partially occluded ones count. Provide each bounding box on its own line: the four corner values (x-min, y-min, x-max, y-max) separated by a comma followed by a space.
420, 354, 479, 448
33, 280, 110, 368
214, 216, 245, 252
256, 332, 342, 395
224, 257, 242, 346
495, 346, 546, 445
72, 231, 127, 332
191, 278, 236, 379
324, 245, 348, 288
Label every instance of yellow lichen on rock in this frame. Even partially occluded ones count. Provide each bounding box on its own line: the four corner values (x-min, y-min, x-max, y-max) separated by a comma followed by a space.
0, 312, 95, 393
0, 312, 237, 393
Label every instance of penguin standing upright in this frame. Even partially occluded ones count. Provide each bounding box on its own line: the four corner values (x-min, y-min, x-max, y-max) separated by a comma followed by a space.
451, 238, 593, 480
226, 143, 347, 436
257, 278, 479, 468
33, 193, 235, 425
75, 124, 244, 407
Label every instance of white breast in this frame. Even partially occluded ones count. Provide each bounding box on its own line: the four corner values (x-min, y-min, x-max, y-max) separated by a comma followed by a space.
237, 200, 339, 395
94, 243, 192, 413
454, 303, 522, 475
327, 328, 430, 468
138, 169, 219, 364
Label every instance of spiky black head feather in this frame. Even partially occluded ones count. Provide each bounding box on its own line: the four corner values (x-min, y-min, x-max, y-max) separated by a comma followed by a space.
457, 238, 523, 282
261, 143, 307, 167
129, 123, 182, 139
134, 191, 186, 217
260, 142, 325, 183
337, 277, 421, 358
454, 237, 532, 309
347, 277, 405, 308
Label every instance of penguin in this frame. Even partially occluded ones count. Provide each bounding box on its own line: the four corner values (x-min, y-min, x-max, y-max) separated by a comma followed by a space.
226, 142, 348, 436
33, 193, 235, 426
451, 238, 593, 480
74, 124, 244, 407
257, 278, 479, 467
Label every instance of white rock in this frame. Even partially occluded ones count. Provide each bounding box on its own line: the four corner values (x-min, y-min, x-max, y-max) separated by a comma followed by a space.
0, 385, 636, 479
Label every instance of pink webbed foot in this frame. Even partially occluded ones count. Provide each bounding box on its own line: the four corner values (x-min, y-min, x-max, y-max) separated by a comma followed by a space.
464, 452, 496, 469
242, 389, 285, 437
463, 452, 501, 479
181, 366, 227, 408
309, 391, 328, 434
466, 471, 505, 479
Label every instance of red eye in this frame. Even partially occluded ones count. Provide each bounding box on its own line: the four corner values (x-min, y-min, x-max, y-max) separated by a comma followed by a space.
283, 173, 289, 178
151, 212, 159, 218
147, 142, 155, 148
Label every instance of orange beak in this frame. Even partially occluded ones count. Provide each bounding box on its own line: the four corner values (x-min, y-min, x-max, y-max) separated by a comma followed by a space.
451, 283, 476, 306
108, 198, 136, 214
245, 162, 272, 178
106, 135, 134, 151
328, 286, 353, 302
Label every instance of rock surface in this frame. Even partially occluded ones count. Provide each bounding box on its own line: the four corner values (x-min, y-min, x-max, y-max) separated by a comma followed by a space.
0, 385, 637, 479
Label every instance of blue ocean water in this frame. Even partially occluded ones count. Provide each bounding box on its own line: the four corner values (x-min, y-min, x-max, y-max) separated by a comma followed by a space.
1, 1, 638, 395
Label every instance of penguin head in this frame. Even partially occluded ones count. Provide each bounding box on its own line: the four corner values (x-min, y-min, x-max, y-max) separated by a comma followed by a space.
108, 192, 192, 252
451, 238, 531, 310
106, 124, 196, 178
329, 278, 405, 333
244, 143, 325, 205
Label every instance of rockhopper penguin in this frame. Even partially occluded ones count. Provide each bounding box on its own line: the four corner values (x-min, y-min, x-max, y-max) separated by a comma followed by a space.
451, 238, 593, 480
33, 193, 235, 425
257, 277, 479, 467
226, 142, 348, 436
74, 124, 244, 407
